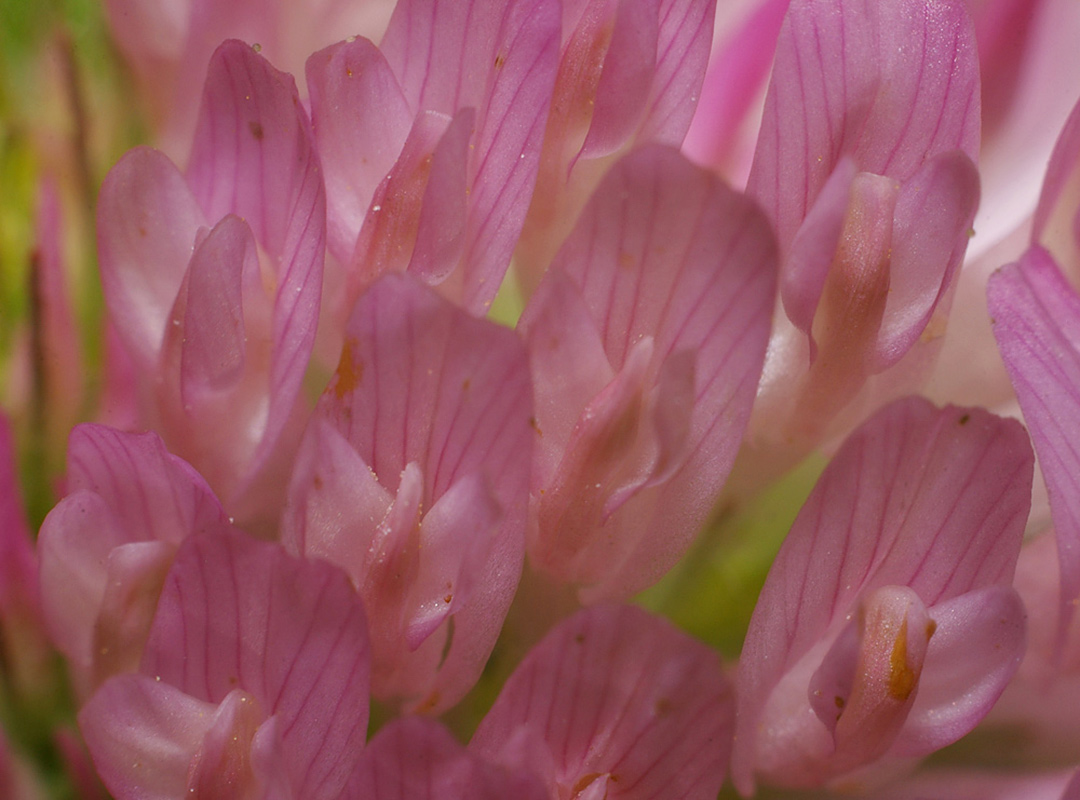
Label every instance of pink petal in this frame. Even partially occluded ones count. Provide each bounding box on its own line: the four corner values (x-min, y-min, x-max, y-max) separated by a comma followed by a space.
350, 110, 467, 297
306, 37, 413, 264
142, 530, 370, 800
874, 150, 980, 369
460, 0, 560, 312
749, 0, 980, 253
576, 0, 660, 162
636, 0, 717, 145
282, 418, 393, 573
66, 424, 228, 546
892, 585, 1026, 757
96, 147, 205, 368
732, 397, 1033, 792
988, 246, 1080, 632
186, 688, 265, 797
38, 493, 125, 669
346, 717, 547, 800
1033, 94, 1080, 255
91, 541, 176, 683
782, 156, 857, 341
79, 673, 218, 800
471, 604, 733, 800
379, 0, 502, 115
519, 145, 777, 599
178, 214, 253, 401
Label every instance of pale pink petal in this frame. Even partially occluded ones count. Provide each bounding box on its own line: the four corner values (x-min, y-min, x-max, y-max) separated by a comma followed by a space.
732, 397, 1033, 793
186, 688, 265, 797
892, 585, 1026, 757
988, 246, 1080, 631
1033, 93, 1080, 254
142, 530, 370, 800
874, 150, 980, 369
79, 673, 218, 800
178, 214, 253, 401
471, 604, 733, 800
306, 37, 413, 264
749, 0, 980, 253
520, 145, 777, 599
350, 110, 465, 296
282, 418, 393, 572
38, 493, 125, 669
96, 147, 205, 367
346, 717, 547, 800
91, 541, 176, 683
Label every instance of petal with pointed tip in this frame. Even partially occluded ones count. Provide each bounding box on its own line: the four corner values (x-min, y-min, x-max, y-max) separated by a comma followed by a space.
306, 37, 413, 264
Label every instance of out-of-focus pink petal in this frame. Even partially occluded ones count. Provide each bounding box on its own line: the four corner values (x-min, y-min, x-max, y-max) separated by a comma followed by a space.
91, 541, 176, 683
178, 214, 252, 400
185, 39, 326, 486
346, 717, 547, 800
519, 145, 777, 599
989, 246, 1080, 632
79, 673, 218, 800
312, 273, 532, 711
471, 604, 733, 800
306, 37, 413, 264
142, 530, 370, 799
892, 585, 1026, 757
749, 0, 980, 253
96, 147, 205, 368
732, 397, 1032, 793
682, 0, 789, 176
1034, 96, 1080, 272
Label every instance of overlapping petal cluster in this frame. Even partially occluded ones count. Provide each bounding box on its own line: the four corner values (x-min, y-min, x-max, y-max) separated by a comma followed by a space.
6, 0, 1080, 797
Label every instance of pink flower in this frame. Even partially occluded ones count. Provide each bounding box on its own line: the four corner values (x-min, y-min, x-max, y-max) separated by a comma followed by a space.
79, 529, 371, 800
732, 397, 1031, 793
519, 144, 776, 600
37, 424, 230, 692
283, 273, 533, 712
97, 40, 325, 528
741, 0, 982, 476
